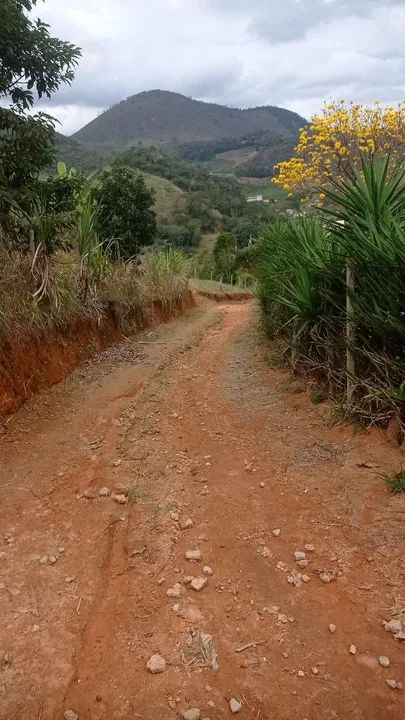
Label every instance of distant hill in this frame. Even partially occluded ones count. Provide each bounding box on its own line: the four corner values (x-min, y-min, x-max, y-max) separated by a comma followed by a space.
71, 90, 305, 156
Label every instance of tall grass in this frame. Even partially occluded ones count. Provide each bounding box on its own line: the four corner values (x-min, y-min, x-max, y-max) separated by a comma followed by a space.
257, 156, 405, 428
0, 242, 190, 340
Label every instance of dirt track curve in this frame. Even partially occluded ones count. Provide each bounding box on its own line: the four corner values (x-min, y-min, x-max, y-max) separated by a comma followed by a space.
1, 298, 405, 720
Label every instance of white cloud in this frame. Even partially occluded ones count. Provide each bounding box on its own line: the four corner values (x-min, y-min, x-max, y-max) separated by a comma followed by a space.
30, 0, 405, 134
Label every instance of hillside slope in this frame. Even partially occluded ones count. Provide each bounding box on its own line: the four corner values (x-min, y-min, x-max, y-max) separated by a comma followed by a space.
72, 90, 305, 150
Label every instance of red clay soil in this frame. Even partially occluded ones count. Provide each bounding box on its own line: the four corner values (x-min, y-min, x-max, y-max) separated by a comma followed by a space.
0, 298, 405, 720
0, 293, 194, 420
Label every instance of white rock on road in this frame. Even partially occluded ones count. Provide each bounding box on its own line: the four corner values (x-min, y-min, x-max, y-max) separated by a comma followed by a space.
111, 493, 128, 505
190, 576, 208, 592
64, 711, 78, 720
182, 709, 201, 720
229, 698, 243, 713
146, 654, 166, 674
180, 518, 193, 530
186, 549, 201, 561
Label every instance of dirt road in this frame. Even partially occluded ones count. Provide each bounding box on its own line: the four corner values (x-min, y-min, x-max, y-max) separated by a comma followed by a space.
1, 299, 404, 720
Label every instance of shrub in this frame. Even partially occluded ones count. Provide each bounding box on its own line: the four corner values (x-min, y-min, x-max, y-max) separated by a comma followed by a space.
92, 167, 157, 260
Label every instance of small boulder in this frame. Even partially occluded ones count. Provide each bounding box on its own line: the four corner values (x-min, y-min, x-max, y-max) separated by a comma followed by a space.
146, 654, 166, 674
203, 566, 213, 576
328, 624, 336, 634
379, 655, 390, 668
349, 645, 357, 655
99, 487, 110, 497
272, 529, 281, 537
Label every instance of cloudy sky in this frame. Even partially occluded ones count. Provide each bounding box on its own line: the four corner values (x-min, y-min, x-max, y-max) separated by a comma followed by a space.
32, 0, 405, 135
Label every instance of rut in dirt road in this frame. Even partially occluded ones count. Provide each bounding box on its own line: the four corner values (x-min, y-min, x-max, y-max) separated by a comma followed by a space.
1, 299, 404, 720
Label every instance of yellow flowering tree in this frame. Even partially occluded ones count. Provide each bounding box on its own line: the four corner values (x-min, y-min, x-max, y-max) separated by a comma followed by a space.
273, 101, 405, 202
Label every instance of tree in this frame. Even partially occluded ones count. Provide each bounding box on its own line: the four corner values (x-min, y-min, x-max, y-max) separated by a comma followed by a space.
273, 100, 405, 203
213, 232, 237, 282
93, 168, 157, 260
0, 0, 81, 232
1, 0, 81, 111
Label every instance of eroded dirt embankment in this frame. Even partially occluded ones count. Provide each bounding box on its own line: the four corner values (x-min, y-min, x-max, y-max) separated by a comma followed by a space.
0, 293, 194, 420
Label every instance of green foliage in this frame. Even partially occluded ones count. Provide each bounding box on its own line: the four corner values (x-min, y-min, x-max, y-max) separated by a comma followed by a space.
0, 0, 81, 240
92, 167, 157, 260
257, 155, 405, 428
213, 232, 237, 281
382, 470, 405, 494
0, 0, 81, 111
310, 386, 328, 404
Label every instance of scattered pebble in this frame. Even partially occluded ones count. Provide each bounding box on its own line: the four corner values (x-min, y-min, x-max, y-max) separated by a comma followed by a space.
166, 583, 182, 598
297, 559, 309, 568
302, 574, 311, 583
49, 556, 58, 565
259, 482, 265, 488
180, 518, 193, 530
186, 549, 201, 561
182, 709, 201, 720
64, 711, 78, 720
349, 645, 357, 655
170, 511, 179, 521
329, 624, 336, 634
203, 566, 213, 576
111, 494, 128, 505
58, 547, 66, 554
190, 576, 208, 592
386, 679, 402, 690
304, 544, 315, 552
99, 487, 110, 497
173, 603, 180, 613
146, 654, 166, 674
319, 571, 334, 584
65, 576, 75, 584
39, 556, 48, 565
297, 670, 305, 677
272, 529, 281, 537
379, 655, 390, 668
294, 551, 306, 561
229, 698, 243, 713
383, 619, 404, 638
311, 666, 319, 675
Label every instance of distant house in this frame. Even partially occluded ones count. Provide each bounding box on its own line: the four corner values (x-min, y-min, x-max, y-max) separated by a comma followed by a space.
246, 194, 263, 203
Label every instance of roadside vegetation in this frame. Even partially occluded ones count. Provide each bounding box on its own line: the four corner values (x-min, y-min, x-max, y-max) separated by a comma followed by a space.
258, 111, 405, 435
0, 1, 189, 346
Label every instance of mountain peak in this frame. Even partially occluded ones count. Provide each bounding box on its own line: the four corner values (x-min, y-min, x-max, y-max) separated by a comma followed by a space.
72, 89, 305, 151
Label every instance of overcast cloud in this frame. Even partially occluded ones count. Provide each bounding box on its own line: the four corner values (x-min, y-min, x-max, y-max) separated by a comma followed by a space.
30, 0, 405, 135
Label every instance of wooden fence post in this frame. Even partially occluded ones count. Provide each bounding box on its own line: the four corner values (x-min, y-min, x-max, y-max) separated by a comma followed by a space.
346, 256, 355, 405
